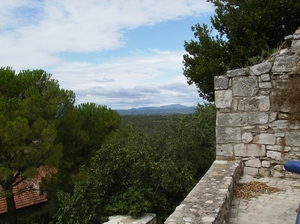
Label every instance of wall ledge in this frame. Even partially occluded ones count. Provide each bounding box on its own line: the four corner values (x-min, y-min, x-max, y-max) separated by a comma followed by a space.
164, 159, 243, 224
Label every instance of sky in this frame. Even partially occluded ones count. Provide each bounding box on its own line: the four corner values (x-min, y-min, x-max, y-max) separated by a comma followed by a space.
0, 0, 214, 109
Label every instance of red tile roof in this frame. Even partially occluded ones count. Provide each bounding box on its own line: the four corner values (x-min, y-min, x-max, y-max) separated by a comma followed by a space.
0, 167, 55, 214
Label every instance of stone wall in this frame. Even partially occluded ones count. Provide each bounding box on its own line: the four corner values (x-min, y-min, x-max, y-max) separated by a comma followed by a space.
215, 28, 300, 177
164, 160, 243, 224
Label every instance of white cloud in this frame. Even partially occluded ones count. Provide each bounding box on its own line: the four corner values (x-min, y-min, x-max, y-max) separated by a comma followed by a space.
0, 0, 213, 68
0, 0, 213, 109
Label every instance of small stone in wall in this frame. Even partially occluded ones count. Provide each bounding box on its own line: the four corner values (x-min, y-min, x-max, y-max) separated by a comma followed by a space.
266, 151, 282, 161
242, 132, 253, 143
274, 165, 283, 171
273, 171, 284, 178
244, 167, 259, 175
262, 161, 271, 167
245, 158, 261, 168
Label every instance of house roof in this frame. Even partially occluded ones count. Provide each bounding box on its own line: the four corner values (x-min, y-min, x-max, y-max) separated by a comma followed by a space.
0, 167, 54, 214
0, 181, 48, 214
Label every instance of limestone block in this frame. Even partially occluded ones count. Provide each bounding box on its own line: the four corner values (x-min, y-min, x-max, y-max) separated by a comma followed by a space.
250, 62, 272, 76
262, 160, 271, 167
279, 48, 292, 56
274, 120, 289, 129
232, 76, 258, 96
259, 82, 272, 89
238, 96, 270, 111
249, 112, 268, 125
266, 145, 283, 152
286, 132, 300, 147
261, 74, 270, 82
278, 113, 288, 120
215, 90, 232, 109
260, 90, 270, 95
275, 132, 284, 137
216, 144, 234, 157
253, 133, 275, 145
227, 68, 248, 77
269, 112, 277, 122
242, 132, 253, 143
284, 35, 293, 40
259, 167, 270, 176
214, 76, 229, 90
291, 39, 300, 52
216, 127, 241, 143
271, 55, 298, 74
290, 122, 300, 130
104, 214, 156, 224
279, 103, 290, 113
234, 143, 266, 157
245, 158, 261, 168
294, 34, 300, 40
274, 165, 283, 171
266, 151, 283, 160
273, 171, 284, 178
217, 113, 248, 126
243, 167, 258, 175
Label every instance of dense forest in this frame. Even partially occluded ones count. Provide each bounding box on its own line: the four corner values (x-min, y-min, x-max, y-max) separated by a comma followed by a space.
50, 104, 216, 224
53, 104, 217, 224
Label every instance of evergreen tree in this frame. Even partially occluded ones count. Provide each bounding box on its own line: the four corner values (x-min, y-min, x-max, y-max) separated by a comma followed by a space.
0, 67, 75, 224
183, 0, 300, 101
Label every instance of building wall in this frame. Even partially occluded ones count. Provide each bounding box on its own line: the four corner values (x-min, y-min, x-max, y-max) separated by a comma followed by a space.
215, 28, 300, 177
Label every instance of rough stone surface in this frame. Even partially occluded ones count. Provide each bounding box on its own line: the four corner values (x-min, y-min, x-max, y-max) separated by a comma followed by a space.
249, 112, 268, 125
232, 76, 258, 96
104, 214, 156, 224
164, 160, 243, 224
245, 158, 261, 168
253, 133, 275, 145
215, 90, 232, 109
216, 144, 234, 157
249, 62, 272, 75
217, 113, 248, 126
243, 167, 258, 175
216, 127, 241, 143
241, 132, 253, 143
214, 76, 229, 90
286, 132, 300, 146
262, 160, 271, 167
266, 151, 283, 160
233, 144, 265, 157
227, 68, 248, 77
238, 96, 270, 111
271, 55, 298, 73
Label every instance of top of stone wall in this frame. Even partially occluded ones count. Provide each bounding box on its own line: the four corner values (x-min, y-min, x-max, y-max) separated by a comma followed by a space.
215, 27, 300, 82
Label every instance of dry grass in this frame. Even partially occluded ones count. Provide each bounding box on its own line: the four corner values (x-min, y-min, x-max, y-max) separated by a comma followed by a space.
234, 181, 281, 200
274, 66, 300, 124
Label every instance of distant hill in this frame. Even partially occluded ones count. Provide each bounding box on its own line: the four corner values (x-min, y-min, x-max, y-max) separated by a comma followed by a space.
117, 104, 196, 115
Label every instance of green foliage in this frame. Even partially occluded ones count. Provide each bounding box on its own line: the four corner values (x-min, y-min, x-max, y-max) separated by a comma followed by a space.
55, 104, 216, 223
41, 103, 121, 202
18, 210, 53, 224
183, 0, 300, 101
0, 67, 75, 223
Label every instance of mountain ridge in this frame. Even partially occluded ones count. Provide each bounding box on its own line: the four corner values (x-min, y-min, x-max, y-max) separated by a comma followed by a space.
117, 104, 196, 115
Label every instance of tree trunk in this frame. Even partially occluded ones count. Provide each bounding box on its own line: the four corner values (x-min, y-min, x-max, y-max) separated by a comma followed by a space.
4, 187, 17, 224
